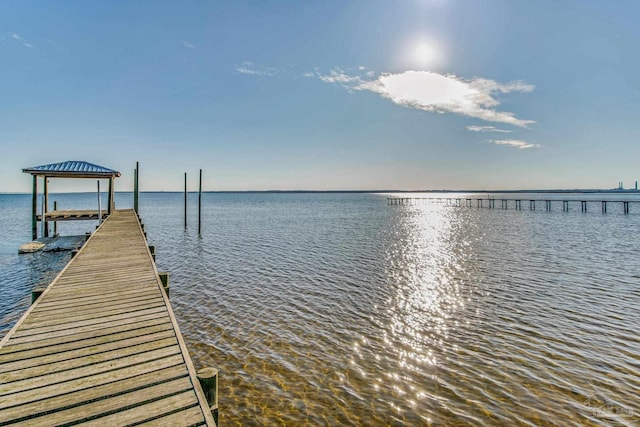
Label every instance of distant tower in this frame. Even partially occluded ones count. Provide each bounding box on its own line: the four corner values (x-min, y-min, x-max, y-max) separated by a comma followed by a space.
636, 180, 638, 191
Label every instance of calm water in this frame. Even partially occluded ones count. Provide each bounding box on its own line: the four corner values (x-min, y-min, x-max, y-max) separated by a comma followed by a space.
1, 192, 640, 426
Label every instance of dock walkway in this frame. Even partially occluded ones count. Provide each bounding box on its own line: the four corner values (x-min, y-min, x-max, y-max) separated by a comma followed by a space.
0, 210, 215, 426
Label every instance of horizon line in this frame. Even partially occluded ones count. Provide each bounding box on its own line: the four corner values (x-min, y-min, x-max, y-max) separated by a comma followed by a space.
2, 188, 640, 195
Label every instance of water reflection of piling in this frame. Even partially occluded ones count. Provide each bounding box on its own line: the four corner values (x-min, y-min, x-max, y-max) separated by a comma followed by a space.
387, 196, 637, 214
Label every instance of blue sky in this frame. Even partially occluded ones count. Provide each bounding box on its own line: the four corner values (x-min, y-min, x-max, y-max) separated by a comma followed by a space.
1, 0, 640, 192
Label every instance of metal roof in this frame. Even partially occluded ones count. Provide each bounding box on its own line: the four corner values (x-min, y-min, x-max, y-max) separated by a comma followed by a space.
22, 161, 121, 178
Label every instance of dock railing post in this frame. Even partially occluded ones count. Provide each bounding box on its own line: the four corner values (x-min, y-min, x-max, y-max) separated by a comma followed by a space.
197, 367, 219, 426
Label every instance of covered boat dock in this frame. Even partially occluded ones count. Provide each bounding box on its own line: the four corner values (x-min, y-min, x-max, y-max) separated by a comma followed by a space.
22, 160, 121, 240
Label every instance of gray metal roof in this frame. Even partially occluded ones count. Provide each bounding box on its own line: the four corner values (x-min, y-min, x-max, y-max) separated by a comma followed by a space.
23, 161, 121, 178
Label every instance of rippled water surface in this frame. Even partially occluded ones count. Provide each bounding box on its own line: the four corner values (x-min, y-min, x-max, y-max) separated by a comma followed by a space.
1, 192, 639, 425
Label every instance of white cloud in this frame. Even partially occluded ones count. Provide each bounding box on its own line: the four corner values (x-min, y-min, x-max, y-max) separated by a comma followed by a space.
183, 41, 195, 49
466, 125, 512, 133
317, 69, 535, 127
235, 62, 277, 77
489, 139, 540, 149
302, 72, 315, 78
12, 33, 34, 48
318, 69, 362, 84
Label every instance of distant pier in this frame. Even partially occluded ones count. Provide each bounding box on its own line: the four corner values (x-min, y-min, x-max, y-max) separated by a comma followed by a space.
387, 197, 638, 214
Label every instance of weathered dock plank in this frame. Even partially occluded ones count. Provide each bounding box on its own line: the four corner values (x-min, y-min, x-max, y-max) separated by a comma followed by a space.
0, 210, 215, 426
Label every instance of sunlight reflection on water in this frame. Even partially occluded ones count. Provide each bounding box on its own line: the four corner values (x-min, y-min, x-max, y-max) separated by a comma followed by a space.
2, 192, 640, 426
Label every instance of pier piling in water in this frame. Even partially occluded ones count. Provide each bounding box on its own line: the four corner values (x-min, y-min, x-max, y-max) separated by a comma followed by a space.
386, 196, 638, 216
197, 367, 219, 425
198, 169, 202, 236
133, 162, 139, 215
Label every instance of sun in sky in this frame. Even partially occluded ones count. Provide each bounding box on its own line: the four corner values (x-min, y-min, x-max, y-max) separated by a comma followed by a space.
408, 39, 443, 70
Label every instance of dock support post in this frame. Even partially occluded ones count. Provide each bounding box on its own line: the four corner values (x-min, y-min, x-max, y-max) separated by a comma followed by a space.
530, 200, 535, 210
32, 175, 38, 240
515, 200, 521, 210
159, 272, 169, 296
108, 176, 115, 215
197, 367, 219, 426
43, 177, 49, 238
97, 180, 102, 224
581, 201, 587, 212
624, 201, 630, 214
546, 200, 551, 211
134, 162, 139, 215
42, 179, 48, 238
184, 172, 188, 228
563, 201, 569, 212
602, 201, 607, 214
149, 245, 156, 261
53, 201, 58, 236
198, 169, 202, 236
31, 287, 46, 304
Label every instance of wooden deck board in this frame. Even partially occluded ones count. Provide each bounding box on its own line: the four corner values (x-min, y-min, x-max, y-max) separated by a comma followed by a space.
0, 365, 188, 424
0, 210, 215, 426
8, 378, 195, 427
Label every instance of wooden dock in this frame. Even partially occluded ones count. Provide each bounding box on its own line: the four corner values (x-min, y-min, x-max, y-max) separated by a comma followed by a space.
0, 210, 216, 426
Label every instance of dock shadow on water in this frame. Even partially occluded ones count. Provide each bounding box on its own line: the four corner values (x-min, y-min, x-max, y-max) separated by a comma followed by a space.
2, 192, 639, 426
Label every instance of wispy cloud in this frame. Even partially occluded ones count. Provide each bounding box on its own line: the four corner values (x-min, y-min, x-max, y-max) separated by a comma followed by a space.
183, 41, 195, 49
466, 125, 512, 133
236, 62, 277, 77
318, 69, 362, 85
489, 139, 540, 149
318, 69, 535, 127
12, 33, 34, 48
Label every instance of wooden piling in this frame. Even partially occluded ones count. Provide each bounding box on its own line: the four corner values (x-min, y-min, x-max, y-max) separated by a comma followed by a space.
134, 162, 139, 215
53, 201, 58, 236
198, 169, 202, 236
97, 180, 102, 224
197, 367, 219, 425
602, 201, 607, 214
581, 201, 587, 212
184, 172, 188, 228
563, 201, 569, 212
159, 271, 170, 296
624, 201, 630, 214
31, 175, 38, 240
31, 287, 46, 304
43, 178, 49, 238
